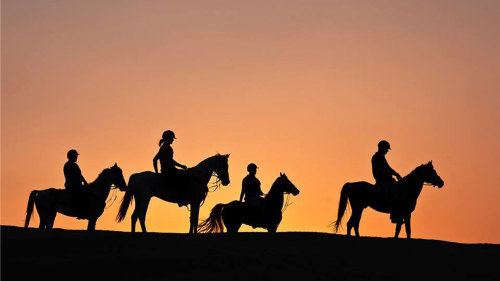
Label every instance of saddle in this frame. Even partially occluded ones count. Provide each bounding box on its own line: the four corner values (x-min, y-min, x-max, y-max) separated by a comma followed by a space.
243, 198, 266, 227
373, 180, 403, 204
60, 188, 92, 219
159, 170, 192, 206
374, 180, 410, 223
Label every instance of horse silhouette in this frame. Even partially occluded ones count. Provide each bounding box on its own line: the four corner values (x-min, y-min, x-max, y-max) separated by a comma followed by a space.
198, 173, 299, 233
24, 164, 127, 230
333, 161, 444, 238
116, 154, 230, 234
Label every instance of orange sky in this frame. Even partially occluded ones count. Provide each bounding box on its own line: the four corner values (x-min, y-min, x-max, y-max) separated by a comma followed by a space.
2, 0, 499, 243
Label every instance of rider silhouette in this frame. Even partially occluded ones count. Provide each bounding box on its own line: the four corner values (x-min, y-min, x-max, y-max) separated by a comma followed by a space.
240, 163, 264, 209
372, 140, 403, 223
64, 149, 88, 215
153, 130, 188, 205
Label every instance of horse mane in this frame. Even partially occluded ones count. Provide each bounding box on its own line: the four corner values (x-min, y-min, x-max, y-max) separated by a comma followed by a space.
403, 163, 431, 183
265, 176, 283, 198
191, 154, 224, 169
89, 167, 112, 187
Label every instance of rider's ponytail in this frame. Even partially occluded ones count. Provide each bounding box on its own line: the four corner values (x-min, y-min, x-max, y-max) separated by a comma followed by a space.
159, 139, 164, 146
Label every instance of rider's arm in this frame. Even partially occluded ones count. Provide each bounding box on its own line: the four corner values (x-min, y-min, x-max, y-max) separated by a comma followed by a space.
239, 189, 244, 202
80, 174, 88, 186
388, 165, 402, 180
240, 179, 246, 201
173, 159, 187, 170
153, 153, 159, 173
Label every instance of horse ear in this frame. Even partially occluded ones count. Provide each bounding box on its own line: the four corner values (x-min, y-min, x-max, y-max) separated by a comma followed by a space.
226, 153, 230, 158
280, 172, 283, 176
114, 163, 118, 167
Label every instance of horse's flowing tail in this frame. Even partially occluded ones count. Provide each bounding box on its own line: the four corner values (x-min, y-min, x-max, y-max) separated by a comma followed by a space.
198, 203, 226, 233
333, 183, 350, 233
116, 189, 134, 222
25, 190, 39, 228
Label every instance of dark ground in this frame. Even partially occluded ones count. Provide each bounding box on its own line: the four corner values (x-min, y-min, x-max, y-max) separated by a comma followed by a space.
2, 225, 499, 281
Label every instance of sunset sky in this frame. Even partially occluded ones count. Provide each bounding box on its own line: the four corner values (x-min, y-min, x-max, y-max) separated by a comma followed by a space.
2, 0, 499, 243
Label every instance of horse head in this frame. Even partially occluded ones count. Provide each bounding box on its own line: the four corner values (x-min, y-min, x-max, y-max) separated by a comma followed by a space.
213, 154, 230, 186
110, 163, 127, 191
421, 161, 444, 188
278, 172, 300, 196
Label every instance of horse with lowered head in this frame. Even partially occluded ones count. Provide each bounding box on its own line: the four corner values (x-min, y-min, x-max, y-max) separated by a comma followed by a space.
24, 163, 127, 231
198, 173, 300, 233
116, 154, 230, 234
333, 161, 444, 238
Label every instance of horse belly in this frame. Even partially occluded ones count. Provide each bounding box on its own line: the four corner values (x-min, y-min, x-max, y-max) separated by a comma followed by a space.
154, 188, 181, 204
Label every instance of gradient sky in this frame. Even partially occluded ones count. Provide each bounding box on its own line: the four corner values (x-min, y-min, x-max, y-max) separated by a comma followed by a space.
2, 0, 499, 243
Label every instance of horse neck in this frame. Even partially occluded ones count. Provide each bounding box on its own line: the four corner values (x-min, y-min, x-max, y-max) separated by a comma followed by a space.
190, 157, 216, 185
265, 183, 284, 211
403, 169, 425, 199
89, 171, 113, 200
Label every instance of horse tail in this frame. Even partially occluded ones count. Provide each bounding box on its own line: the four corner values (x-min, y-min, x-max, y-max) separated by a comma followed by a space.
25, 190, 39, 228
198, 203, 226, 233
333, 183, 350, 233
116, 188, 134, 222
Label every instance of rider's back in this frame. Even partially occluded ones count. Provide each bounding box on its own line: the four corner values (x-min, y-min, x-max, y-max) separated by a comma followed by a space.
64, 161, 83, 190
371, 152, 393, 184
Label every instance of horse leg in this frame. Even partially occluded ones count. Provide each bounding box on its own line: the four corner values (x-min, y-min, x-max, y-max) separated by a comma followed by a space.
394, 222, 402, 238
189, 203, 200, 234
352, 207, 363, 237
346, 214, 354, 236
347, 206, 362, 237
267, 225, 278, 233
87, 218, 97, 231
138, 197, 151, 233
46, 211, 57, 230
131, 209, 138, 233
404, 214, 412, 239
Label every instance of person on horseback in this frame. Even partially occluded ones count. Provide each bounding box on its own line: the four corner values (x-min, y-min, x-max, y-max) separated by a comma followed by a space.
153, 130, 189, 205
64, 149, 88, 215
240, 163, 264, 210
372, 140, 403, 223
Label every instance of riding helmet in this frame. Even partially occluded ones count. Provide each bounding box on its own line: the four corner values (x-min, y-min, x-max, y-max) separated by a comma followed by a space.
247, 163, 258, 172
67, 149, 79, 159
162, 130, 176, 140
378, 140, 391, 150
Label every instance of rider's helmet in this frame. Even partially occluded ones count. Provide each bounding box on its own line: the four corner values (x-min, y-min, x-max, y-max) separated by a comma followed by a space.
247, 163, 258, 172
378, 140, 391, 151
67, 149, 79, 159
162, 130, 176, 140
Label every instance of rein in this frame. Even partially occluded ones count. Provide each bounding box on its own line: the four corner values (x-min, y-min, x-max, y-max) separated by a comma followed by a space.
281, 193, 293, 213
208, 172, 222, 192
104, 185, 119, 209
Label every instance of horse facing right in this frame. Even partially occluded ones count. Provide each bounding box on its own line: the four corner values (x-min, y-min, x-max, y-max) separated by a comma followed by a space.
198, 173, 300, 233
333, 161, 444, 238
24, 164, 127, 231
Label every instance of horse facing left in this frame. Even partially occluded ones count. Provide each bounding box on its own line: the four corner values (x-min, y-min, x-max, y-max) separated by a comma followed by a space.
24, 164, 127, 231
